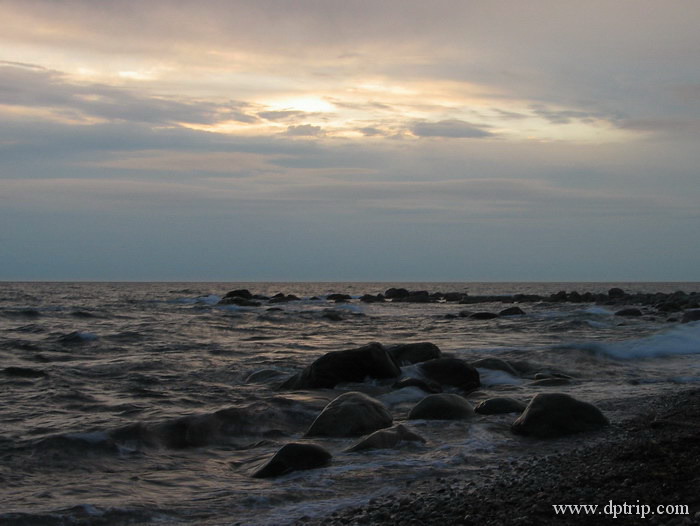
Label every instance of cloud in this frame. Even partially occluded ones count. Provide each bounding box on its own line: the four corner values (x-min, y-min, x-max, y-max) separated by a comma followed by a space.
285, 124, 323, 136
410, 119, 493, 138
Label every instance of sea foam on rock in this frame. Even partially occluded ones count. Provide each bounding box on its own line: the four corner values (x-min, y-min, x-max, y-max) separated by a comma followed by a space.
511, 393, 608, 438
252, 442, 332, 478
346, 424, 426, 452
305, 392, 393, 438
280, 342, 400, 389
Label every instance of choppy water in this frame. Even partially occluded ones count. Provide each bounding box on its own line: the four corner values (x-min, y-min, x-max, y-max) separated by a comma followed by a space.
1, 282, 699, 525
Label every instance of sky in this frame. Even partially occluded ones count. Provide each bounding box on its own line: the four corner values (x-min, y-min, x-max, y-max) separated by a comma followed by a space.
1, 0, 699, 281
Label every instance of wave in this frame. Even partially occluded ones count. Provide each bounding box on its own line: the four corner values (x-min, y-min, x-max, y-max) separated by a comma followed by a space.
562, 322, 700, 360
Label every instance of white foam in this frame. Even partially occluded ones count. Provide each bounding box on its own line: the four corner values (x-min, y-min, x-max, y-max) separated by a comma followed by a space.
477, 368, 523, 386
377, 386, 428, 406
582, 306, 614, 315
569, 322, 700, 360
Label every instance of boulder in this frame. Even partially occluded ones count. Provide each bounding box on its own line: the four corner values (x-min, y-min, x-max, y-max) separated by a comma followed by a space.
252, 442, 331, 478
223, 289, 253, 300
387, 342, 442, 365
682, 309, 700, 323
408, 393, 475, 420
608, 287, 626, 299
474, 397, 527, 415
327, 293, 352, 302
346, 424, 426, 452
280, 342, 401, 389
499, 306, 526, 316
360, 294, 385, 303
385, 287, 410, 300
418, 358, 480, 392
511, 393, 608, 438
305, 392, 393, 437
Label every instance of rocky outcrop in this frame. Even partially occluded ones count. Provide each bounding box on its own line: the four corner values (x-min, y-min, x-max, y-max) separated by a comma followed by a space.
387, 342, 442, 365
408, 393, 475, 420
305, 392, 393, 438
346, 424, 426, 452
474, 397, 527, 415
417, 358, 480, 392
511, 393, 608, 438
252, 442, 331, 478
280, 342, 401, 389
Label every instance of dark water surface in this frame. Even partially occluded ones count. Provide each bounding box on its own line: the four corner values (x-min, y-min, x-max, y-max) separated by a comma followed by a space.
1, 282, 699, 525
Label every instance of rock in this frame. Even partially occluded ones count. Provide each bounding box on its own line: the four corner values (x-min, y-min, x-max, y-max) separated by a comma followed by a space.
443, 292, 465, 302
327, 293, 352, 302
346, 424, 426, 452
499, 306, 526, 316
360, 294, 385, 303
223, 289, 253, 300
269, 294, 300, 304
682, 309, 700, 323
511, 393, 609, 438
305, 392, 393, 437
387, 342, 442, 365
252, 442, 332, 478
280, 342, 401, 389
385, 287, 410, 300
418, 358, 480, 392
218, 296, 261, 307
615, 308, 643, 317
2, 366, 47, 378
608, 287, 626, 299
469, 312, 499, 320
392, 377, 442, 393
470, 358, 519, 377
408, 393, 475, 420
474, 397, 527, 415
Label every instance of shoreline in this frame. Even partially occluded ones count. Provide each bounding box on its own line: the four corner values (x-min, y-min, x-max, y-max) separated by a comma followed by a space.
293, 388, 700, 525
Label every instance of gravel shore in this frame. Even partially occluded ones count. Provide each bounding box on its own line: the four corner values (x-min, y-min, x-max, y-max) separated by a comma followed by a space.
294, 388, 700, 526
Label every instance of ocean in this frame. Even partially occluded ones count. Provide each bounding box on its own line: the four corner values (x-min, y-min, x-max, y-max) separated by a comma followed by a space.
1, 281, 699, 525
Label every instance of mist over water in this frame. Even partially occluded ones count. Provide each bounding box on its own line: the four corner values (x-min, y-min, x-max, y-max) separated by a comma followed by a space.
1, 282, 699, 525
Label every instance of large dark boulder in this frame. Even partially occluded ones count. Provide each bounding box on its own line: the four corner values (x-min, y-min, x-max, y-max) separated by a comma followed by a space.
280, 342, 401, 389
252, 442, 331, 478
408, 393, 475, 420
418, 358, 480, 392
511, 393, 608, 438
346, 424, 425, 452
387, 342, 442, 365
305, 392, 393, 437
615, 308, 643, 317
385, 287, 410, 300
499, 306, 526, 316
474, 397, 527, 415
608, 287, 626, 299
223, 289, 253, 300
469, 312, 499, 320
682, 309, 700, 323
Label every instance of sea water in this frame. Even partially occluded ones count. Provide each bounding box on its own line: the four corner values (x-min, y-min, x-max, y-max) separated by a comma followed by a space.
1, 282, 699, 525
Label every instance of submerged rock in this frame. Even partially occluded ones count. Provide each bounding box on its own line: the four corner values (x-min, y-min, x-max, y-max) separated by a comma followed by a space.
511, 393, 608, 438
682, 309, 700, 323
346, 424, 425, 452
469, 312, 499, 320
471, 358, 520, 377
387, 342, 442, 365
499, 306, 526, 316
305, 392, 393, 438
418, 358, 480, 392
252, 442, 331, 478
392, 377, 442, 393
615, 308, 643, 317
474, 397, 527, 415
408, 393, 475, 420
280, 342, 401, 389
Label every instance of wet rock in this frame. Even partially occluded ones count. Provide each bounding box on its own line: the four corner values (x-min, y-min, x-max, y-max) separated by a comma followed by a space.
681, 309, 700, 323
219, 296, 262, 307
223, 289, 253, 300
615, 308, 643, 317
360, 294, 385, 303
442, 292, 466, 302
608, 287, 626, 299
385, 288, 410, 300
471, 358, 519, 377
474, 397, 527, 415
280, 342, 401, 389
269, 294, 300, 304
469, 312, 499, 320
499, 306, 526, 316
511, 393, 609, 438
346, 424, 426, 452
392, 377, 442, 393
418, 358, 480, 392
252, 442, 331, 478
305, 392, 393, 437
408, 393, 475, 420
327, 294, 352, 302
387, 342, 442, 365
